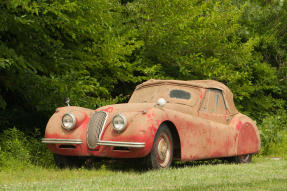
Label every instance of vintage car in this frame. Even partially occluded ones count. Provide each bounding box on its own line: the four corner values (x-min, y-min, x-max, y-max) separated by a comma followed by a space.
42, 79, 260, 169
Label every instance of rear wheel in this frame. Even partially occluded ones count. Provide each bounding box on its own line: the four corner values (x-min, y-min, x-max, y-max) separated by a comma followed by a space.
234, 154, 252, 163
145, 124, 173, 169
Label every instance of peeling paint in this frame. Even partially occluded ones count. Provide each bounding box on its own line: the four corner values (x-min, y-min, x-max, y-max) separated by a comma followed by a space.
103, 106, 114, 113
236, 121, 242, 130
43, 80, 260, 163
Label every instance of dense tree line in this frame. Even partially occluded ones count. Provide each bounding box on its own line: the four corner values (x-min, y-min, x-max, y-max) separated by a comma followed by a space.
0, 0, 286, 135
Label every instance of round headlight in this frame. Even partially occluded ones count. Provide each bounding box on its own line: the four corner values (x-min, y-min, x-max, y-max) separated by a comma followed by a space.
62, 113, 76, 130
112, 114, 127, 132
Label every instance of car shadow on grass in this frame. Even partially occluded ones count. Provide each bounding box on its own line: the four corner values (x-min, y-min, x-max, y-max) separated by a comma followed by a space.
172, 158, 233, 168
78, 157, 148, 172
76, 157, 235, 172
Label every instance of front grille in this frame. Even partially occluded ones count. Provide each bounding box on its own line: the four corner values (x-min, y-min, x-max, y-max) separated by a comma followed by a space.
87, 111, 108, 149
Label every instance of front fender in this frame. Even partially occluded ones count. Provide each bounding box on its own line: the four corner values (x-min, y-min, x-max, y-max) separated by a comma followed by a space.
99, 108, 165, 157
44, 106, 94, 156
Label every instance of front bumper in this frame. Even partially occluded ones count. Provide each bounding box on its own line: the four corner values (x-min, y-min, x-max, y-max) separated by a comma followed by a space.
42, 138, 83, 144
97, 140, 145, 148
42, 138, 145, 148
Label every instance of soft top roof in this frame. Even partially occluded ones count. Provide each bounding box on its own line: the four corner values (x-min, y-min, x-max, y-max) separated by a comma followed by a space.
136, 79, 238, 115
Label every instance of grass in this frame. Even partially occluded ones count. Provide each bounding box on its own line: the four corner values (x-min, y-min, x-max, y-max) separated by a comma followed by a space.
0, 157, 287, 191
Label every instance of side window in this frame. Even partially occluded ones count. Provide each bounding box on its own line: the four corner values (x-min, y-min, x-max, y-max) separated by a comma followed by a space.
200, 89, 227, 114
200, 89, 210, 112
215, 91, 227, 115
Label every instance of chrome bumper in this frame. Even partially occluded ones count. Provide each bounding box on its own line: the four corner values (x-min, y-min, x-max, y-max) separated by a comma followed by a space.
41, 138, 83, 144
42, 138, 145, 148
97, 140, 145, 148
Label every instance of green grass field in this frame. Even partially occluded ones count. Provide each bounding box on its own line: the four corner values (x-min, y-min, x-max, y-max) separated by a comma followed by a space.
0, 158, 286, 191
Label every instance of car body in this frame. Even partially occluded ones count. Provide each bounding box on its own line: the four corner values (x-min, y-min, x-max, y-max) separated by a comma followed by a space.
42, 79, 260, 169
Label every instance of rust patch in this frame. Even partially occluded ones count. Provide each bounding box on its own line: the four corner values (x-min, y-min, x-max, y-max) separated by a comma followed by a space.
200, 89, 206, 99
43, 80, 260, 165
103, 106, 114, 113
236, 121, 242, 130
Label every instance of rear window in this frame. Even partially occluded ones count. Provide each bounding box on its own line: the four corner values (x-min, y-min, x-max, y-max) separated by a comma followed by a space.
169, 90, 191, 100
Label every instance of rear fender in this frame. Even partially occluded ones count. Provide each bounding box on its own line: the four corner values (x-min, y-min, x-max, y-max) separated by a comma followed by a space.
236, 121, 260, 155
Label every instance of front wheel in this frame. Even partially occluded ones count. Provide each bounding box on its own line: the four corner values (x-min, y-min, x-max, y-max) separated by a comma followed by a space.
234, 154, 252, 163
145, 124, 173, 169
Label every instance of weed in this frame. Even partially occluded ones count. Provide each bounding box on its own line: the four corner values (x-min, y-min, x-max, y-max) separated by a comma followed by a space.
259, 113, 287, 156
0, 127, 54, 170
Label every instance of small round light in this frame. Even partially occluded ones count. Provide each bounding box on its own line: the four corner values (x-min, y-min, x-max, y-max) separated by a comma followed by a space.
62, 113, 76, 130
157, 98, 166, 107
112, 114, 127, 132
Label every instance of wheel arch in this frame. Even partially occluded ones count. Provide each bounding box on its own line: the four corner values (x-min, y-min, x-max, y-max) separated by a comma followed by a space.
236, 121, 261, 155
160, 120, 181, 160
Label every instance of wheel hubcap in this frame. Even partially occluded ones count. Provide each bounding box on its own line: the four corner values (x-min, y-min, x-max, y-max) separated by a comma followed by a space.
240, 154, 250, 163
156, 133, 171, 167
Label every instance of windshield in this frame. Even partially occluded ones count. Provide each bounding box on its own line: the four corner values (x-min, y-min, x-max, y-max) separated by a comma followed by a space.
129, 85, 200, 106
129, 85, 166, 103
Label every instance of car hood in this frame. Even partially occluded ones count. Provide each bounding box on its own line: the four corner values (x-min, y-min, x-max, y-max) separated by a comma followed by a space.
97, 103, 156, 114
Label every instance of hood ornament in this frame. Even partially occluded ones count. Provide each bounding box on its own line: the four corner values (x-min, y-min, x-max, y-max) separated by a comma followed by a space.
65, 97, 70, 106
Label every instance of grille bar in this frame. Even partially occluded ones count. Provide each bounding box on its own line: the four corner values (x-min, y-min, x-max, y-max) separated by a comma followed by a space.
87, 111, 108, 149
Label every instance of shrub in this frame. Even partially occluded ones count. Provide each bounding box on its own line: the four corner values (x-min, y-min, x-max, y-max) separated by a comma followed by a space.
0, 127, 31, 169
28, 129, 54, 167
266, 132, 287, 159
259, 112, 287, 156
0, 127, 54, 170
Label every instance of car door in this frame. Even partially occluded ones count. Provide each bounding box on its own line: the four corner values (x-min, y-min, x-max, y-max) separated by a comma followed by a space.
197, 88, 236, 158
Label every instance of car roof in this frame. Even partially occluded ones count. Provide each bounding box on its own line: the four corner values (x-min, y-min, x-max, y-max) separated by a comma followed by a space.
136, 79, 238, 115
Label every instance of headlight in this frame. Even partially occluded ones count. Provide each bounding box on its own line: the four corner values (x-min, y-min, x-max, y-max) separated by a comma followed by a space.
112, 114, 127, 132
62, 113, 76, 130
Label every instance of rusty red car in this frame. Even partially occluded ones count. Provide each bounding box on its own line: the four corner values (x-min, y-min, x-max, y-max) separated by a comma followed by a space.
42, 79, 260, 169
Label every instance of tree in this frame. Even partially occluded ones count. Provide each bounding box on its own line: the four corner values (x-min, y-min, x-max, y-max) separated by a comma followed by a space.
0, 0, 145, 132
126, 0, 285, 120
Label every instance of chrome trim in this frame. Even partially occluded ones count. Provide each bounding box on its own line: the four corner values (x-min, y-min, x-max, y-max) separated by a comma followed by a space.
41, 138, 82, 144
62, 113, 76, 131
98, 111, 109, 140
86, 111, 108, 149
97, 140, 145, 148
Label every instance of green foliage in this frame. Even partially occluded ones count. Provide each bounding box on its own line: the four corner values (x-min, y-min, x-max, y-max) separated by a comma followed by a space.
266, 132, 287, 159
259, 112, 287, 155
119, 0, 286, 122
239, 0, 287, 119
0, 0, 286, 164
0, 0, 146, 132
0, 0, 285, 122
0, 127, 54, 170
0, 127, 31, 169
27, 128, 55, 167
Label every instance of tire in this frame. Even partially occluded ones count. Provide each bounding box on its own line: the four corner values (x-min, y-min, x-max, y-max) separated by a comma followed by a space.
54, 154, 84, 169
234, 154, 252, 163
145, 124, 173, 169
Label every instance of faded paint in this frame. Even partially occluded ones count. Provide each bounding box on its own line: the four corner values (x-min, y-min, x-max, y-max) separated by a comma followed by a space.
43, 79, 260, 162
103, 106, 114, 113
236, 121, 242, 131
